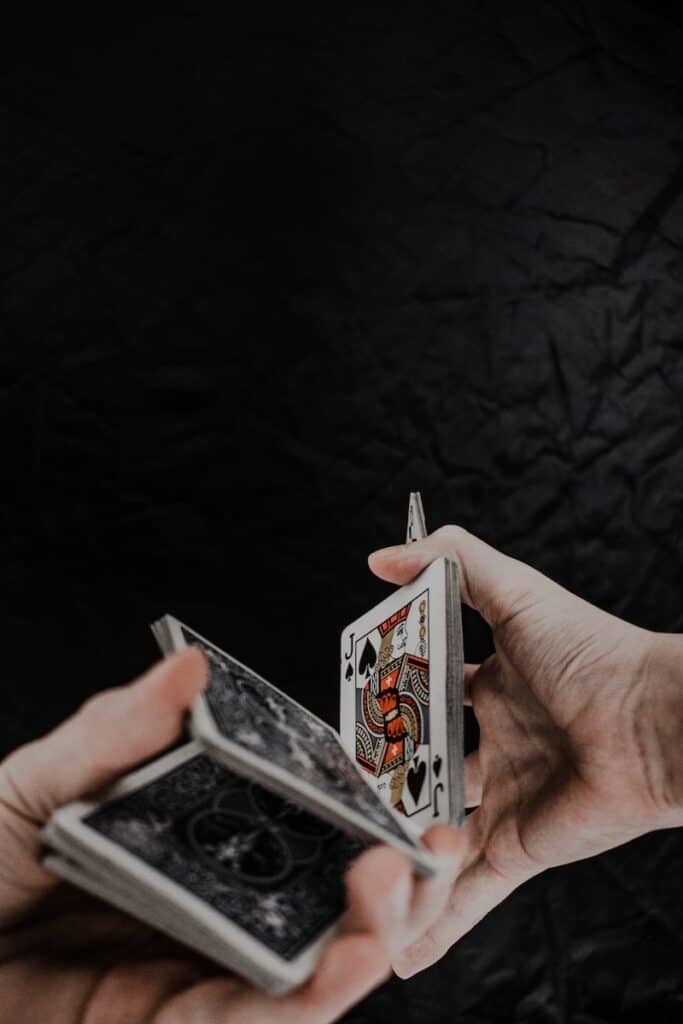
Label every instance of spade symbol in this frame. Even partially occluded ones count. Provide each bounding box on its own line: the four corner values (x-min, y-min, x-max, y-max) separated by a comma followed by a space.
407, 757, 426, 805
358, 638, 377, 676
433, 754, 442, 778
345, 662, 353, 681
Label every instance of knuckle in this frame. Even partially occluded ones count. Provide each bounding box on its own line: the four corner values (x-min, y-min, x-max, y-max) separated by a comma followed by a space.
79, 692, 108, 731
77, 690, 124, 770
0, 752, 31, 816
432, 526, 468, 575
435, 524, 465, 545
80, 686, 122, 724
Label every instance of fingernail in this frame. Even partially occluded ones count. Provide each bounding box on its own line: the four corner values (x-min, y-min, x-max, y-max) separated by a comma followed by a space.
392, 953, 417, 979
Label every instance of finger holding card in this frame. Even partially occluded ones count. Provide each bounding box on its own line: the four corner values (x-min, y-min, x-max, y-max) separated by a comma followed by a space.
38, 493, 458, 1004
391, 822, 467, 957
44, 741, 368, 995
42, 612, 436, 996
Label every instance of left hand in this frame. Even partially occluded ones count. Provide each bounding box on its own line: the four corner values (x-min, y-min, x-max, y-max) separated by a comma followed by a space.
0, 648, 464, 1023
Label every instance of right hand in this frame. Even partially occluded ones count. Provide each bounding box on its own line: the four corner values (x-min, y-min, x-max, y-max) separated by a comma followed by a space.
368, 526, 683, 978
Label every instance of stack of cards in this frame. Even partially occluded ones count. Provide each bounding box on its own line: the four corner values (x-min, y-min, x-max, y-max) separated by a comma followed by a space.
42, 495, 464, 994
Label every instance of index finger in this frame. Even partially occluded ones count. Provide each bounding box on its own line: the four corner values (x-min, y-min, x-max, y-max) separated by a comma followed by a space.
368, 525, 550, 628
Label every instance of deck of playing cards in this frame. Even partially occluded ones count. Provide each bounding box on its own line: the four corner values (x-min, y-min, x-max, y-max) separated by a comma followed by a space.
42, 496, 464, 995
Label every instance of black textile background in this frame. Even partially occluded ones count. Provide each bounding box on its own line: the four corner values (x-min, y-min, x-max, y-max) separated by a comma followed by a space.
1, 2, 682, 1021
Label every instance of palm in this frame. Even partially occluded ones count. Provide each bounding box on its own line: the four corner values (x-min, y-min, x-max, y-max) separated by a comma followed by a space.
469, 644, 645, 889
476, 587, 659, 880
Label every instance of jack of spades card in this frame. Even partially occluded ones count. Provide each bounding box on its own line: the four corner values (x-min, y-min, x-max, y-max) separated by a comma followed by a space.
353, 590, 432, 819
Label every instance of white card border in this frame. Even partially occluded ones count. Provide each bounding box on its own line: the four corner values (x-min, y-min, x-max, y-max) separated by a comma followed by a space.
158, 616, 437, 876
339, 557, 464, 831
44, 741, 339, 992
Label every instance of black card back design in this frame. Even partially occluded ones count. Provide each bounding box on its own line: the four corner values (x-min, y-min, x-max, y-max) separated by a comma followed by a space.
182, 625, 414, 845
85, 754, 361, 960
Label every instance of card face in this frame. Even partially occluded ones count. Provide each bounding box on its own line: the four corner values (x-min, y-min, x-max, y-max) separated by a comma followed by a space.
49, 744, 359, 966
353, 590, 433, 817
152, 618, 436, 875
340, 558, 464, 833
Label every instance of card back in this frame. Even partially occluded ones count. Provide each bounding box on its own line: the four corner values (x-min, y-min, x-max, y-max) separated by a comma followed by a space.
151, 617, 437, 876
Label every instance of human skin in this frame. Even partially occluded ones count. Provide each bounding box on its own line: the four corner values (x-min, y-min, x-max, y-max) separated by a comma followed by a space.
0, 647, 461, 1024
1, 527, 680, 1018
368, 526, 683, 978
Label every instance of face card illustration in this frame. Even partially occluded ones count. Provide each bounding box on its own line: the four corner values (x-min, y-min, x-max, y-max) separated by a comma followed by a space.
354, 592, 431, 817
341, 558, 464, 833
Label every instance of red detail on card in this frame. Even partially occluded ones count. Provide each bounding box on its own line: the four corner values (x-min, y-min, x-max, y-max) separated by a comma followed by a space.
378, 603, 411, 637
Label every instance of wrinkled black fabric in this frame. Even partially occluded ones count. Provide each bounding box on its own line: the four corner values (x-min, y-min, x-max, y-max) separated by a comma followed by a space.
1, 3, 681, 1021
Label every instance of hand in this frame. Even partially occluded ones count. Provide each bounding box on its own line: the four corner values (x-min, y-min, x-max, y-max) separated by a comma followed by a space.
0, 648, 461, 1023
369, 526, 683, 978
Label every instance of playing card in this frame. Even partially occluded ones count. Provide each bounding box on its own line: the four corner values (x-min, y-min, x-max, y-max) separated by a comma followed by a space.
41, 497, 449, 997
43, 741, 363, 995
151, 616, 437, 876
43, 851, 238, 976
340, 557, 464, 834
406, 491, 427, 542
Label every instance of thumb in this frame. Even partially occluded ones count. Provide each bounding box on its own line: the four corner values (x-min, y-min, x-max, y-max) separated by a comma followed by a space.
0, 647, 207, 823
368, 525, 550, 627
